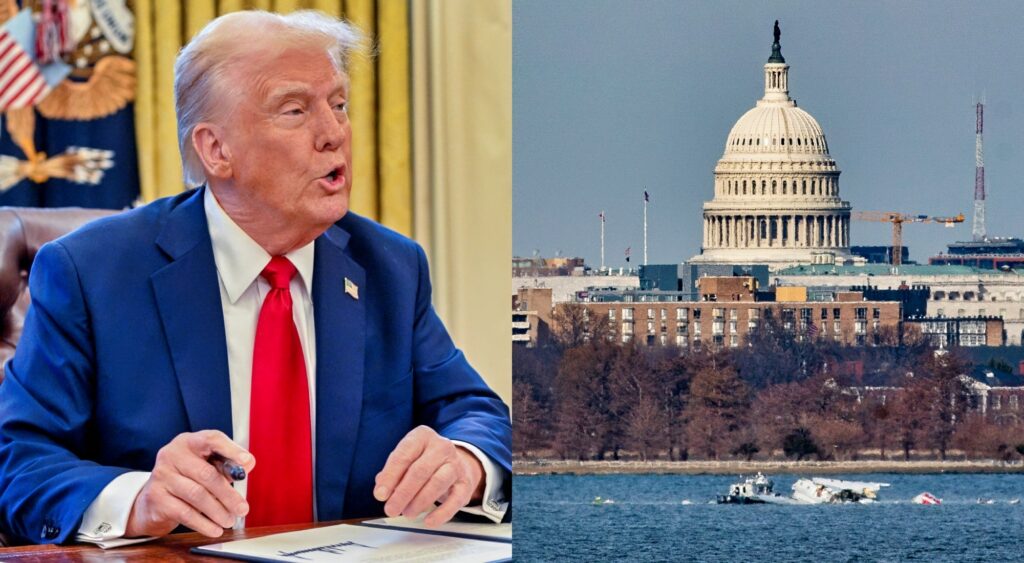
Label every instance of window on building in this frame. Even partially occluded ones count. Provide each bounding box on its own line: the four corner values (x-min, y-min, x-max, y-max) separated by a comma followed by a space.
713, 320, 725, 335
659, 334, 667, 346
833, 308, 841, 319
608, 309, 616, 321
937, 308, 945, 317
729, 320, 737, 333
647, 308, 655, 319
713, 308, 725, 319
855, 320, 867, 335
749, 308, 760, 319
676, 335, 688, 347
623, 308, 634, 320
1010, 395, 1019, 411
694, 322, 702, 335
821, 308, 828, 320
781, 309, 795, 330
993, 395, 1001, 410
856, 308, 867, 320
677, 308, 688, 320
730, 334, 739, 347
694, 309, 702, 320
873, 308, 880, 319
834, 321, 841, 334
647, 320, 655, 334
677, 323, 688, 335
661, 308, 668, 320
622, 333, 632, 343
730, 309, 738, 320
622, 322, 633, 335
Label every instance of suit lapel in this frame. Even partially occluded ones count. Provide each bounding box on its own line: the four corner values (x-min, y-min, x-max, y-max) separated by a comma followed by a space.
312, 224, 365, 520
150, 189, 233, 436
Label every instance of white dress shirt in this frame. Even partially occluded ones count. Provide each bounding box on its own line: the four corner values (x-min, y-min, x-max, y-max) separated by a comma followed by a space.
76, 189, 506, 547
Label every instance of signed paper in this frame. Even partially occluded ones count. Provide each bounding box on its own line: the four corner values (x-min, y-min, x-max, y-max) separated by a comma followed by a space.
192, 523, 512, 562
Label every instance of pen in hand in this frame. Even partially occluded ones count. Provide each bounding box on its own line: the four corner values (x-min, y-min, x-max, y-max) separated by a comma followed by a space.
209, 453, 247, 481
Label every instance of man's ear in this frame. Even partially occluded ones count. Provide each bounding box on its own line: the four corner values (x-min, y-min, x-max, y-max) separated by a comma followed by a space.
193, 123, 232, 179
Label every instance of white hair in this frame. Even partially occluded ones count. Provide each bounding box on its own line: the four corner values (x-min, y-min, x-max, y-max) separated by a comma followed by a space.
174, 10, 364, 188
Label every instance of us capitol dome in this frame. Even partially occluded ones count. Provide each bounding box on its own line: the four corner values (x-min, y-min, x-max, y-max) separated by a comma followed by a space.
690, 22, 862, 268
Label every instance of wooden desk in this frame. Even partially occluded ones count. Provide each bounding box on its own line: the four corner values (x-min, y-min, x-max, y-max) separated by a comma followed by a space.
0, 520, 351, 562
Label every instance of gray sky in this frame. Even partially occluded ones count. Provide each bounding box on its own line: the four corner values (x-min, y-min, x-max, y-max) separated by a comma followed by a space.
513, 0, 1024, 267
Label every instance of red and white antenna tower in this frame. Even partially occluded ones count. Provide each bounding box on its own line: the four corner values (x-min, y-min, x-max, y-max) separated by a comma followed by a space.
972, 102, 986, 241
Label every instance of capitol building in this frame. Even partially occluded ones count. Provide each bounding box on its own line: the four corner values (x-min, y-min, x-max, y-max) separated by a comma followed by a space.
691, 25, 861, 268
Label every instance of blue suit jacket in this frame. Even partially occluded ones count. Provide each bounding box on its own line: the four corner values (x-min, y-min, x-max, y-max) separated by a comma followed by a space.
0, 188, 511, 544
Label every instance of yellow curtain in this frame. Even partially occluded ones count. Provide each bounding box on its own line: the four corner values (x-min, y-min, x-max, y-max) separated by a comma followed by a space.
410, 0, 512, 404
133, 0, 412, 236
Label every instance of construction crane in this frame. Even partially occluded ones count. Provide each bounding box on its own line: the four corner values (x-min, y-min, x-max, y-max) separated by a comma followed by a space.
853, 212, 965, 266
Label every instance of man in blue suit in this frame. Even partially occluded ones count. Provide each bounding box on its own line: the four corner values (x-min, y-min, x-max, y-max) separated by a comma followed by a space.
0, 10, 510, 545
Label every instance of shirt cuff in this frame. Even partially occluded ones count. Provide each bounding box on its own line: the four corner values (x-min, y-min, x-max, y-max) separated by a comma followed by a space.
452, 440, 508, 523
76, 471, 155, 549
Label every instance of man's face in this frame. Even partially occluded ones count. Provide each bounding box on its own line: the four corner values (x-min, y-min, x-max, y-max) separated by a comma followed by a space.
221, 47, 353, 235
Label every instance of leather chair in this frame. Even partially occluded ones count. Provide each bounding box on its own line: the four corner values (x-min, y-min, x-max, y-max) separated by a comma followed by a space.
0, 207, 119, 382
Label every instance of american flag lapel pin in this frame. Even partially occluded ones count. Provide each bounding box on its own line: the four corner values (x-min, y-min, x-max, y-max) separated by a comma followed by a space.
344, 277, 359, 300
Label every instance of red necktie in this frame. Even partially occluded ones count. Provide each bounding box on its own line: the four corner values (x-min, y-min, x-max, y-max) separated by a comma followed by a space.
246, 256, 313, 527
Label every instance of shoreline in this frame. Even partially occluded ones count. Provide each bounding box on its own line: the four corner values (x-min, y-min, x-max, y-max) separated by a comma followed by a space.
514, 459, 1024, 476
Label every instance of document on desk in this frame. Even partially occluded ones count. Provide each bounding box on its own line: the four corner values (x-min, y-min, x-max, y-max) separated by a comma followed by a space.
191, 523, 512, 562
359, 516, 511, 543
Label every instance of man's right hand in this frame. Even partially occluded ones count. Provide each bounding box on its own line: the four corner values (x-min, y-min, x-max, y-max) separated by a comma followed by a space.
125, 430, 255, 538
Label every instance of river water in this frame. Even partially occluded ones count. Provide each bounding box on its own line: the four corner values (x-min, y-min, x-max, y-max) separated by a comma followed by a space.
512, 473, 1024, 562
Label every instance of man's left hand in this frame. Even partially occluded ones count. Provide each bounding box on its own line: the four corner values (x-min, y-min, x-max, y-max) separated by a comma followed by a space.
373, 426, 484, 527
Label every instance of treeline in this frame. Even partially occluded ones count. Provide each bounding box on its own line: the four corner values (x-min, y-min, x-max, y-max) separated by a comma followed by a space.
513, 305, 1024, 463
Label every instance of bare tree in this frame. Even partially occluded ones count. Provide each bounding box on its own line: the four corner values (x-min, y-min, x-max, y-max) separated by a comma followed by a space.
684, 359, 751, 459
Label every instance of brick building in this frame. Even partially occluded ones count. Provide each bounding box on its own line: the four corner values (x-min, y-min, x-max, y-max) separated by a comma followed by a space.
569, 277, 901, 348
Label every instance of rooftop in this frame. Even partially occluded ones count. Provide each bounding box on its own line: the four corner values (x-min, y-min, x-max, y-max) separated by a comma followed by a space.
776, 264, 1005, 277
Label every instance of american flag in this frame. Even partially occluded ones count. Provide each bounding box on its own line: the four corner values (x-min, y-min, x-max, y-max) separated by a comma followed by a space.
625, 246, 631, 263
643, 189, 650, 202
598, 211, 605, 222
0, 11, 52, 112
806, 322, 819, 338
